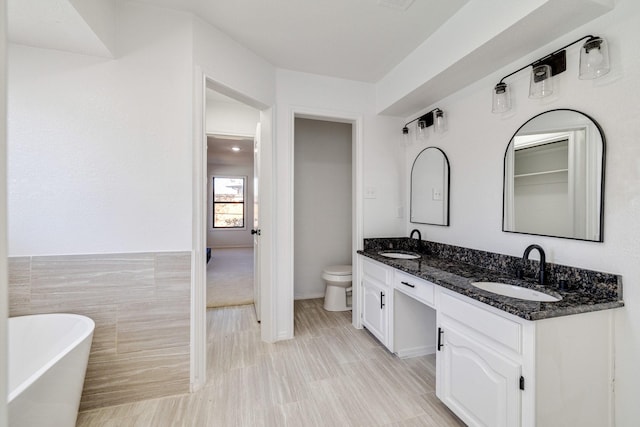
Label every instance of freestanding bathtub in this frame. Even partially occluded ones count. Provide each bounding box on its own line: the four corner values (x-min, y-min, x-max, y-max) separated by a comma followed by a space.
8, 313, 95, 427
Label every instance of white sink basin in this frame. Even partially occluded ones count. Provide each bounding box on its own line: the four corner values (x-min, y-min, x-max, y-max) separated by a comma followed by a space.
471, 282, 562, 302
378, 251, 421, 260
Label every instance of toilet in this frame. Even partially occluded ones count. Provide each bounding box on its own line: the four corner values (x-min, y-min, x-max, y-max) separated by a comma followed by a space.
322, 265, 352, 311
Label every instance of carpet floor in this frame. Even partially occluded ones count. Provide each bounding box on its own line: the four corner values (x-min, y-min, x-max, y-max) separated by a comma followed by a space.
206, 247, 254, 308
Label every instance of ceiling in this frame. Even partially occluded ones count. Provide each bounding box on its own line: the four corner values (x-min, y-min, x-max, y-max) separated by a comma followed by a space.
7, 0, 114, 57
136, 0, 468, 83
8, 0, 614, 116
206, 88, 257, 167
207, 135, 254, 167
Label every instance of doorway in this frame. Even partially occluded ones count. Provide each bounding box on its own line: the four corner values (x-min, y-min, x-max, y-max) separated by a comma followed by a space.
192, 71, 274, 391
286, 110, 363, 340
206, 141, 255, 308
293, 118, 353, 302
205, 89, 259, 309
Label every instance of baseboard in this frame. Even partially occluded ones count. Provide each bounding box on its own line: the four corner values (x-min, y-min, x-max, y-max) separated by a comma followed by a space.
209, 245, 253, 249
294, 292, 325, 300
395, 344, 436, 359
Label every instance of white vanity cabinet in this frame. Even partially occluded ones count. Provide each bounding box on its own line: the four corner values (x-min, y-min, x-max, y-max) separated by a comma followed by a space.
435, 288, 615, 427
358, 254, 615, 427
361, 259, 392, 349
436, 289, 524, 427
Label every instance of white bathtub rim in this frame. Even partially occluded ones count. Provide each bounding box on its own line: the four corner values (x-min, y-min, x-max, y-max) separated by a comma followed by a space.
8, 313, 95, 403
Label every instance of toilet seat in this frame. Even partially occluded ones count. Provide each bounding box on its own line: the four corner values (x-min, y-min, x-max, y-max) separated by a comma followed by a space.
323, 265, 352, 276
322, 265, 352, 283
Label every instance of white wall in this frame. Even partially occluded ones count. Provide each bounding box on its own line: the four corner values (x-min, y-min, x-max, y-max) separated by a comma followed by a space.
7, 2, 193, 256
294, 118, 352, 300
207, 164, 254, 248
401, 3, 640, 424
193, 16, 275, 109
205, 95, 260, 136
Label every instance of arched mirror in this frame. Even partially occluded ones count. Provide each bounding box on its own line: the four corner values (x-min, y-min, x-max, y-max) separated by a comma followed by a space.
503, 109, 605, 241
411, 147, 450, 226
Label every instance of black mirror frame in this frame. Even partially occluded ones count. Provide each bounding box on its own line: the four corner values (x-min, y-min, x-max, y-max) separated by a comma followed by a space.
501, 108, 606, 242
410, 146, 451, 226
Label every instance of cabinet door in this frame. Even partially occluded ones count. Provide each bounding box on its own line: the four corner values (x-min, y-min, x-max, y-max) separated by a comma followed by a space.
437, 323, 521, 427
361, 276, 388, 346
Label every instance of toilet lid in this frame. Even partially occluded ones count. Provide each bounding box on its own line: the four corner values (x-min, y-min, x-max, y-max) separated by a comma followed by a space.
324, 265, 352, 276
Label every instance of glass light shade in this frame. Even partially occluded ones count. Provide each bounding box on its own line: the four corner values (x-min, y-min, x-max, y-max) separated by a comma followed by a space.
492, 83, 511, 113
529, 64, 553, 98
579, 37, 610, 79
416, 120, 428, 140
434, 110, 447, 133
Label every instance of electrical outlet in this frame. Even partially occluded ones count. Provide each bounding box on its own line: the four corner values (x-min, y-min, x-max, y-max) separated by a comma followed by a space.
432, 188, 443, 201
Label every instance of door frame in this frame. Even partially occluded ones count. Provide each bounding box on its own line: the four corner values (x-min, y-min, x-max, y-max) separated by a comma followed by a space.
191, 67, 274, 391
191, 67, 207, 391
286, 106, 364, 338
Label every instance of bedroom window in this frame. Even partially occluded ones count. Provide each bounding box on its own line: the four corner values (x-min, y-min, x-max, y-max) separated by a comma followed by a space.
212, 176, 245, 228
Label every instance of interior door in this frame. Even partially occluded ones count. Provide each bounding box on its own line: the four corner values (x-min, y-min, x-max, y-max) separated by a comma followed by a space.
253, 122, 262, 321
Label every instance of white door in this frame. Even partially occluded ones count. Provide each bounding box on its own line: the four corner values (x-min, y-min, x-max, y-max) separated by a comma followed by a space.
437, 323, 522, 427
252, 122, 261, 321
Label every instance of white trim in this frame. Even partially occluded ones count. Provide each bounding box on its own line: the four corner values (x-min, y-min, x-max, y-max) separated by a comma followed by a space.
190, 66, 207, 392
504, 143, 515, 231
513, 131, 574, 149
286, 105, 365, 338
395, 344, 437, 359
206, 132, 255, 140
0, 2, 8, 420
294, 292, 327, 300
353, 115, 364, 330
193, 73, 279, 385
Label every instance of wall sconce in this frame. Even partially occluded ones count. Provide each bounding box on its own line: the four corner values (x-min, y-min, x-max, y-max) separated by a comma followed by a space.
492, 35, 610, 113
402, 108, 446, 142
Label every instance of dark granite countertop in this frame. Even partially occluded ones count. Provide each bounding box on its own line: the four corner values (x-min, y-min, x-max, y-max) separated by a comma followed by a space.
358, 241, 624, 321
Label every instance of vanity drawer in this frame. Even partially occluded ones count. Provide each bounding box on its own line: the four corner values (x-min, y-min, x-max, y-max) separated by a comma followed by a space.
363, 258, 391, 284
394, 271, 435, 307
440, 290, 522, 354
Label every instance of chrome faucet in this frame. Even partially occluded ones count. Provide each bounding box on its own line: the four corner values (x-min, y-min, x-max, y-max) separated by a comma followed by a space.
522, 244, 546, 285
410, 229, 422, 251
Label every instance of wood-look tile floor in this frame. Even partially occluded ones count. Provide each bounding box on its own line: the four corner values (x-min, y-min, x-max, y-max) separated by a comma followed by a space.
76, 299, 465, 427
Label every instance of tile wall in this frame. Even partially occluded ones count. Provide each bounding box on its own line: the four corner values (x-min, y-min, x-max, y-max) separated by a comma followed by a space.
8, 251, 192, 410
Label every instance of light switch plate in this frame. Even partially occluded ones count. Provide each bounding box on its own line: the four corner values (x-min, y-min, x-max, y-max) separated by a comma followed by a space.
365, 186, 377, 199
